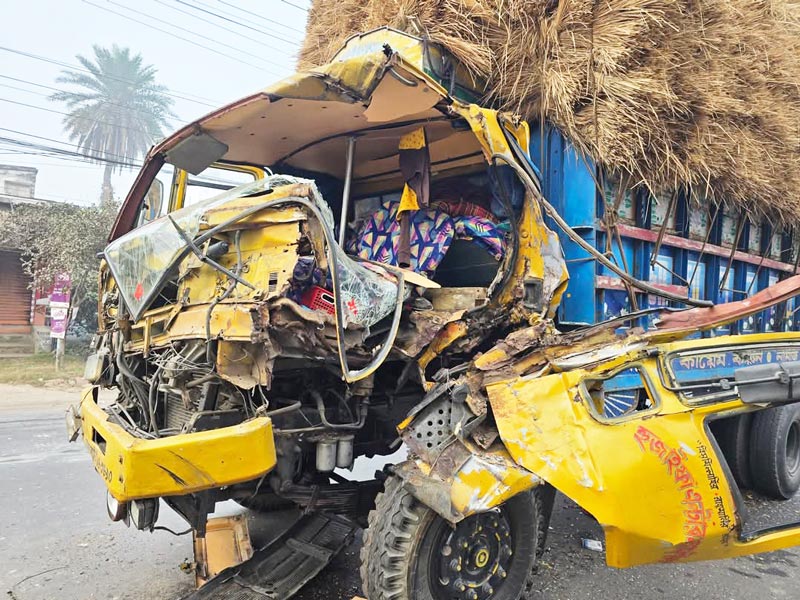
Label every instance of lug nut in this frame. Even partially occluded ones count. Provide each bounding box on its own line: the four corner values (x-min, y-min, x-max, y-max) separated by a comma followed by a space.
466, 590, 478, 600
454, 579, 466, 592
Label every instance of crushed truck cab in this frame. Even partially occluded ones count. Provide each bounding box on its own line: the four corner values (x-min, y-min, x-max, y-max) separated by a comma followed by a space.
67, 26, 800, 600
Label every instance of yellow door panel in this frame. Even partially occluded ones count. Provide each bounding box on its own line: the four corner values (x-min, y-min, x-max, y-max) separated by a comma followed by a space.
486, 367, 800, 567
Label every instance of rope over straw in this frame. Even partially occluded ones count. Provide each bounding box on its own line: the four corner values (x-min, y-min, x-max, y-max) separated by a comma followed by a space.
299, 1, 800, 224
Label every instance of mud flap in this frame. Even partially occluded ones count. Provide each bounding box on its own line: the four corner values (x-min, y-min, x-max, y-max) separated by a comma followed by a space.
182, 512, 357, 600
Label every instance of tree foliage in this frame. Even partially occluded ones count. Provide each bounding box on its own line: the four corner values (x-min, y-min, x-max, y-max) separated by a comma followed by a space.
50, 45, 175, 199
0, 199, 119, 325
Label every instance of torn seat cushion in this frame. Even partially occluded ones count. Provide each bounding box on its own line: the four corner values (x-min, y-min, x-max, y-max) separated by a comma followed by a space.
354, 200, 454, 275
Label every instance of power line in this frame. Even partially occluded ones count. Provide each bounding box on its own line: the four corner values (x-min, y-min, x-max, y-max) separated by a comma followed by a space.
0, 148, 136, 169
0, 189, 74, 204
0, 156, 113, 171
152, 0, 296, 60
0, 96, 165, 138
0, 127, 145, 165
102, 0, 288, 77
0, 135, 143, 168
0, 46, 219, 108
84, 0, 288, 77
0, 75, 62, 95
0, 127, 81, 148
1, 150, 137, 169
0, 81, 49, 96
279, 0, 310, 11
173, 0, 301, 46
0, 129, 147, 172
186, 0, 304, 43
0, 147, 142, 177
216, 0, 305, 35
0, 75, 185, 123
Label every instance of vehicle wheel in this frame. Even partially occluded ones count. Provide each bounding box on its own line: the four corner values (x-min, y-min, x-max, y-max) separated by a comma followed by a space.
712, 414, 753, 490
360, 476, 548, 600
750, 404, 800, 500
235, 491, 293, 512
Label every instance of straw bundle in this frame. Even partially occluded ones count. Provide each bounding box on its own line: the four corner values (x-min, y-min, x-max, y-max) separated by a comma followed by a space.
299, 1, 800, 223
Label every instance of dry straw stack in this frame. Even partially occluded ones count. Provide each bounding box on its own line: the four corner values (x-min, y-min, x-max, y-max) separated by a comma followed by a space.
299, 0, 800, 223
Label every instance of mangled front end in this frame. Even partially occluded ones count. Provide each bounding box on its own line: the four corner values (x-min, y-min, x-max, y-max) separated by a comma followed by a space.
395, 382, 543, 523
82, 176, 405, 506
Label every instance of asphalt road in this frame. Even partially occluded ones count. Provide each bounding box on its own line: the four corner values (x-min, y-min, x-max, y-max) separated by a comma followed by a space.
2, 384, 800, 600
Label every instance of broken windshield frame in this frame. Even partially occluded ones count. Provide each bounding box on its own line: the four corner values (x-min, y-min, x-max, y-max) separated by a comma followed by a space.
104, 174, 407, 382
104, 176, 279, 321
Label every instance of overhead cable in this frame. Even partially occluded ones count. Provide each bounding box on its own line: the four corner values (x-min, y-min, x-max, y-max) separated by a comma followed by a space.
0, 45, 219, 108
173, 0, 300, 46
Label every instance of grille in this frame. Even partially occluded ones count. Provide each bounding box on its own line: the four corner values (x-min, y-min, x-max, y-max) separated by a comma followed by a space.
164, 394, 197, 430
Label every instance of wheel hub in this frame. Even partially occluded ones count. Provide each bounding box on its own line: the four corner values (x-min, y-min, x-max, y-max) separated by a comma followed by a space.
473, 548, 490, 568
433, 509, 513, 600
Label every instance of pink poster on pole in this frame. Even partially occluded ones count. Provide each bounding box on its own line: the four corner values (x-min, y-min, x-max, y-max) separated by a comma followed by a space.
49, 273, 71, 340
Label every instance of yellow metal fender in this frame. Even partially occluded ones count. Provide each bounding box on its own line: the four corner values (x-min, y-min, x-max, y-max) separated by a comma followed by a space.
78, 387, 277, 502
393, 438, 541, 523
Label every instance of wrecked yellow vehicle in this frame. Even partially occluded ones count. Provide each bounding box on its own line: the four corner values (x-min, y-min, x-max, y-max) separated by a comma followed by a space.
67, 28, 800, 600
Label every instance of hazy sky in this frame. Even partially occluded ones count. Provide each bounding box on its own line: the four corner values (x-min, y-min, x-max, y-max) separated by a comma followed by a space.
1, 0, 309, 205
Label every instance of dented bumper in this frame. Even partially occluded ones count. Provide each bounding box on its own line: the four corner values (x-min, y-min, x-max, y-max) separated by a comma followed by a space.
77, 387, 277, 502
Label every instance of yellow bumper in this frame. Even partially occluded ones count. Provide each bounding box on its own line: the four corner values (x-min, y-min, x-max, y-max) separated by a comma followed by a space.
78, 387, 277, 502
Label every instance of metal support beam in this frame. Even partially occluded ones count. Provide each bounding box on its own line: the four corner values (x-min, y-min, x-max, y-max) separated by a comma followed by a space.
338, 136, 357, 246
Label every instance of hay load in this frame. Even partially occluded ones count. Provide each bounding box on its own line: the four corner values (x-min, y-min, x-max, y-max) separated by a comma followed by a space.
299, 0, 800, 223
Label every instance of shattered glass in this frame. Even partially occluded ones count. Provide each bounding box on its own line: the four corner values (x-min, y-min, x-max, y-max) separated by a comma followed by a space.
105, 176, 277, 320
332, 243, 401, 328
303, 180, 401, 328
105, 174, 402, 327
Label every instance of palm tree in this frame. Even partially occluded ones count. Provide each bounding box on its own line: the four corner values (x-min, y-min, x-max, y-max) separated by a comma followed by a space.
50, 45, 175, 202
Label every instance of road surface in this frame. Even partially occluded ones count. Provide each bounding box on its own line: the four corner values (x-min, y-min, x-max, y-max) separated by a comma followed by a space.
2, 383, 799, 600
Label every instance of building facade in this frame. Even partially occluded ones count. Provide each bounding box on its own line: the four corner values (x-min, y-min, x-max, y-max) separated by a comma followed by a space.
0, 165, 38, 351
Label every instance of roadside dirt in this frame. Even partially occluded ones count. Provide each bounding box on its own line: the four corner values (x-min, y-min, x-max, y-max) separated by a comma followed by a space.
0, 383, 80, 412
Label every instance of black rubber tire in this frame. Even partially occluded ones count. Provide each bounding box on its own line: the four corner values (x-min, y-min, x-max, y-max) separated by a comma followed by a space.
712, 414, 754, 490
360, 476, 548, 600
235, 492, 294, 512
750, 404, 800, 500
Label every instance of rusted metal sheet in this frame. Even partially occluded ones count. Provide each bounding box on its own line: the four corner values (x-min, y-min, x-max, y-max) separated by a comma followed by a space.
655, 273, 800, 333
596, 274, 689, 298
193, 513, 253, 587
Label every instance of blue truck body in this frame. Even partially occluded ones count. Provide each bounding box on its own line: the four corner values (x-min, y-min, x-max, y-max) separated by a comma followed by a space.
529, 125, 798, 335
